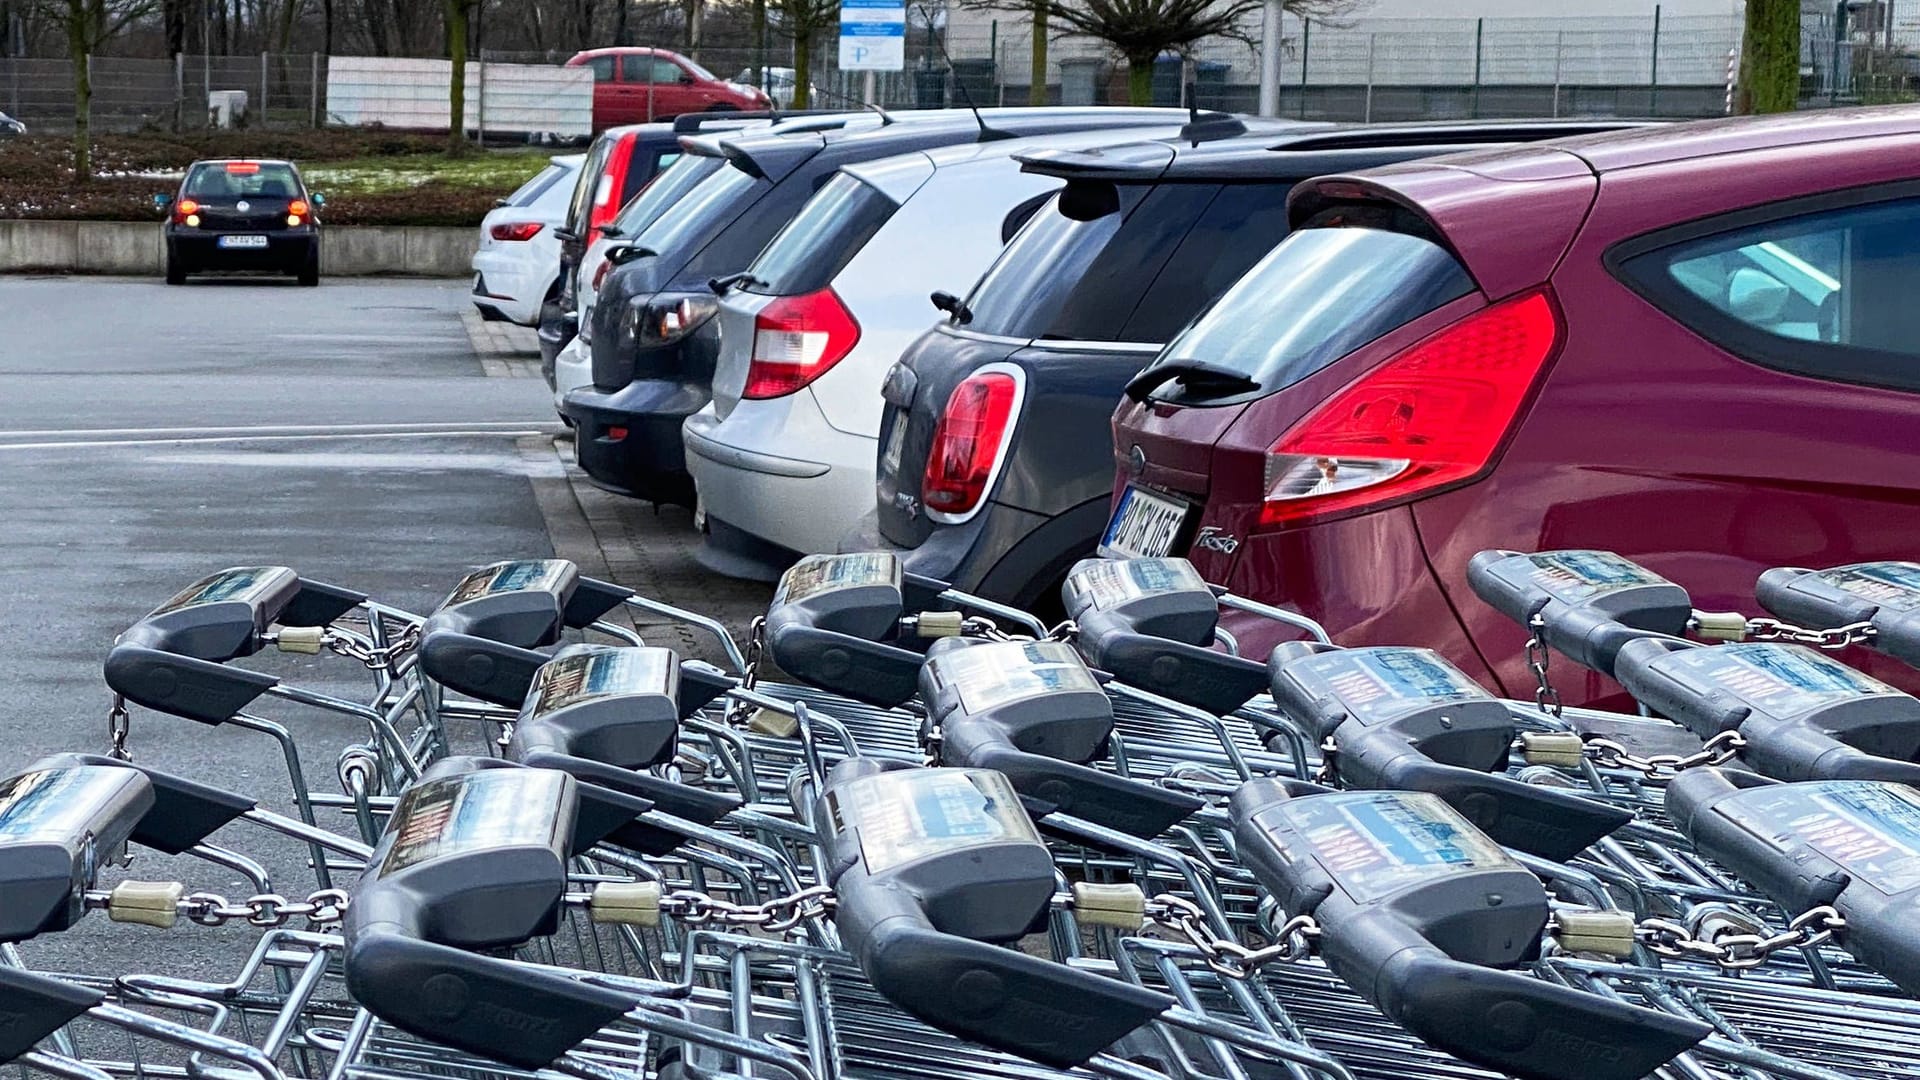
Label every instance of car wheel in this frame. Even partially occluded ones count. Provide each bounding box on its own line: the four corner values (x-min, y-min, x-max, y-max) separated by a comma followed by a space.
297, 247, 320, 287
164, 251, 185, 285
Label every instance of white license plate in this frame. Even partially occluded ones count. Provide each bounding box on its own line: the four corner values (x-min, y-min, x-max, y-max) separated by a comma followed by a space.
1100, 485, 1191, 559
217, 235, 268, 249
880, 413, 907, 475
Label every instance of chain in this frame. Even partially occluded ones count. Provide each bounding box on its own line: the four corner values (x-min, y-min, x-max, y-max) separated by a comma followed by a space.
89, 887, 352, 928
739, 617, 766, 694
1637, 905, 1845, 970
1044, 619, 1079, 643
324, 623, 422, 671
107, 694, 132, 762
1142, 894, 1318, 980
1525, 615, 1563, 717
654, 884, 834, 934
1743, 618, 1877, 650
1584, 729, 1748, 778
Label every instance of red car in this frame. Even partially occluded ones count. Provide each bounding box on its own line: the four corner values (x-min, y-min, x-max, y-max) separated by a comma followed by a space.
1108, 106, 1920, 708
566, 48, 769, 128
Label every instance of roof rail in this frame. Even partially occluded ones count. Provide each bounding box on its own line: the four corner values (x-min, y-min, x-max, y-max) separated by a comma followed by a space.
1272, 120, 1650, 152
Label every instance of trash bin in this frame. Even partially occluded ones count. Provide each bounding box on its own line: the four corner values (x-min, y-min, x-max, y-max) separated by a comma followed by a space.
1149, 53, 1228, 106
1059, 57, 1104, 106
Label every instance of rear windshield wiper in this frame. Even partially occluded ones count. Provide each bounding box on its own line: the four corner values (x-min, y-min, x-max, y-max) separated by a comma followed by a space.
1124, 359, 1260, 402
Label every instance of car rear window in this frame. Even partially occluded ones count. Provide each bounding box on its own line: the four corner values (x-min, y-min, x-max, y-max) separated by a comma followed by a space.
183, 162, 301, 200
506, 163, 569, 208
960, 181, 1292, 344
1614, 193, 1920, 393
1146, 225, 1476, 404
567, 136, 617, 234
611, 153, 721, 234
744, 173, 898, 295
634, 163, 764, 256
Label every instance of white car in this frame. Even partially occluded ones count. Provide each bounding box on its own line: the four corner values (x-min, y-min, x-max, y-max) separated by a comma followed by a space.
683, 124, 1181, 573
471, 154, 583, 326
734, 67, 815, 110
552, 150, 734, 416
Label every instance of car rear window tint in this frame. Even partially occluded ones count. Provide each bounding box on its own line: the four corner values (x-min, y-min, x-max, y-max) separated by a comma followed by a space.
1615, 194, 1920, 393
634, 163, 764, 258
744, 173, 898, 295
611, 152, 719, 235
1119, 182, 1293, 342
183, 162, 301, 200
567, 136, 617, 233
506, 164, 568, 208
1148, 226, 1475, 403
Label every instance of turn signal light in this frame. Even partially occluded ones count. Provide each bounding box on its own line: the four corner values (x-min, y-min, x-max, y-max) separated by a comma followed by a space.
174, 198, 200, 226
491, 221, 544, 242
922, 369, 1022, 520
742, 288, 861, 399
1256, 290, 1561, 530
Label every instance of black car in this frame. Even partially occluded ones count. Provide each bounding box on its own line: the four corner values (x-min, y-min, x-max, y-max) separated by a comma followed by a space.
538, 112, 819, 382
158, 159, 322, 286
561, 106, 1192, 510
847, 120, 1648, 615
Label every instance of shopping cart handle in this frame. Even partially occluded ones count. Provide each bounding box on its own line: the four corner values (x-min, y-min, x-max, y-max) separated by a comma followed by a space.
514, 645, 684, 769
104, 643, 278, 725
1361, 753, 1630, 862
678, 662, 733, 717
1759, 561, 1920, 668
117, 567, 303, 662
1375, 948, 1708, 1080
857, 921, 1169, 1069
34, 753, 256, 855
765, 622, 921, 708
0, 966, 103, 1064
418, 631, 547, 706
1467, 550, 1692, 678
562, 575, 633, 628
344, 930, 632, 1070
951, 743, 1200, 838
1077, 630, 1267, 715
1268, 642, 1516, 772
515, 751, 738, 856
279, 577, 368, 628
429, 560, 576, 649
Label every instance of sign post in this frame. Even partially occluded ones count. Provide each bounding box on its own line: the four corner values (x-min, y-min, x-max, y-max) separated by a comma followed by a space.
840, 0, 906, 103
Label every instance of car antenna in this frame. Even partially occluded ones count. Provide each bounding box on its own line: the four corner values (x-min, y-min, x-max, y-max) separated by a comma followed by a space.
915, 2, 1014, 141
801, 79, 897, 125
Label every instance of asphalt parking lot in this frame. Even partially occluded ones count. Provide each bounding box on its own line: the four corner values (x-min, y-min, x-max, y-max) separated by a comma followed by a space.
0, 275, 768, 978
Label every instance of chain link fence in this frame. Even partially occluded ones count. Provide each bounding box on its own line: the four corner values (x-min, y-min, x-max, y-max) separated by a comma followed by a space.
0, 12, 1903, 137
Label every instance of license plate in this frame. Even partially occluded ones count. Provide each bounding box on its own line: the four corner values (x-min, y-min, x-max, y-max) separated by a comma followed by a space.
880, 413, 907, 475
1100, 485, 1191, 559
218, 235, 268, 249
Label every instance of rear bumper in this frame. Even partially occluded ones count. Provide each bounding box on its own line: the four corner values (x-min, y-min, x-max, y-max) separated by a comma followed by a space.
166, 230, 315, 272
552, 336, 594, 416
684, 405, 874, 574
559, 379, 707, 507
537, 306, 576, 381
1216, 505, 1497, 687
841, 497, 1107, 613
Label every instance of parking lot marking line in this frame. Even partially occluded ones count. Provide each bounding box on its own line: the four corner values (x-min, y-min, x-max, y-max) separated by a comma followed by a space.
0, 421, 547, 439
0, 429, 556, 452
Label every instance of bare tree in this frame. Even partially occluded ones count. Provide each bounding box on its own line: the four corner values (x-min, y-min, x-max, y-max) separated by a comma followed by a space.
768, 0, 831, 104
1737, 0, 1798, 114
27, 0, 158, 179
1051, 0, 1346, 104
444, 0, 473, 151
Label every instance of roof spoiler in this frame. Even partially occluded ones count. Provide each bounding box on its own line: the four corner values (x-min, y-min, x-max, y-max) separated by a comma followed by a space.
1270, 120, 1655, 152
670, 108, 851, 134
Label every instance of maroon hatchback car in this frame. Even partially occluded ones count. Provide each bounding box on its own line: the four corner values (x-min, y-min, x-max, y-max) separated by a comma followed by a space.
1108, 106, 1920, 708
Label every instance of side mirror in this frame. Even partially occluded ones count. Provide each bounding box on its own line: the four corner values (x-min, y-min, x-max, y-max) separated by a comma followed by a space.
152, 193, 172, 210
930, 290, 972, 325
310, 192, 327, 208
493, 197, 512, 208
679, 73, 696, 84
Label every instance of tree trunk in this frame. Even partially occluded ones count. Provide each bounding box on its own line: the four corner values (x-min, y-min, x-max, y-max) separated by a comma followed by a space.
163, 0, 188, 53
1125, 52, 1152, 105
69, 0, 89, 182
791, 31, 809, 107
321, 0, 331, 54
612, 0, 629, 46
748, 0, 764, 85
1737, 0, 1799, 114
445, 0, 468, 153
684, 0, 702, 63
1027, 0, 1046, 105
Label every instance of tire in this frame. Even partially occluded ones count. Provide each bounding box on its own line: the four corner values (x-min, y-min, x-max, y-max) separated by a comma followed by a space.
297, 246, 320, 287
164, 250, 185, 285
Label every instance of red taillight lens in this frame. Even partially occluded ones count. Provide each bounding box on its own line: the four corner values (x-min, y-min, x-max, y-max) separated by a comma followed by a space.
922, 371, 1021, 519
491, 221, 544, 242
288, 199, 309, 217
742, 288, 861, 399
592, 257, 614, 292
173, 198, 199, 223
1256, 290, 1560, 530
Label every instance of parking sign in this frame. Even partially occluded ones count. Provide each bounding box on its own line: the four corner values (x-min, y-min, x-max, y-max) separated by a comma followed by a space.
840, 0, 906, 71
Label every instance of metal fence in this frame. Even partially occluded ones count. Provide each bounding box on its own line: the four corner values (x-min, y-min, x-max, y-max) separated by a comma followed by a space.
0, 11, 1905, 137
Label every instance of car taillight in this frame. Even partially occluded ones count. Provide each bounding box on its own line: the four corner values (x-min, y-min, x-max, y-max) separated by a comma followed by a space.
174, 198, 199, 225
592, 257, 614, 292
1256, 290, 1561, 530
491, 221, 544, 242
742, 288, 860, 399
922, 370, 1021, 520
287, 199, 309, 225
